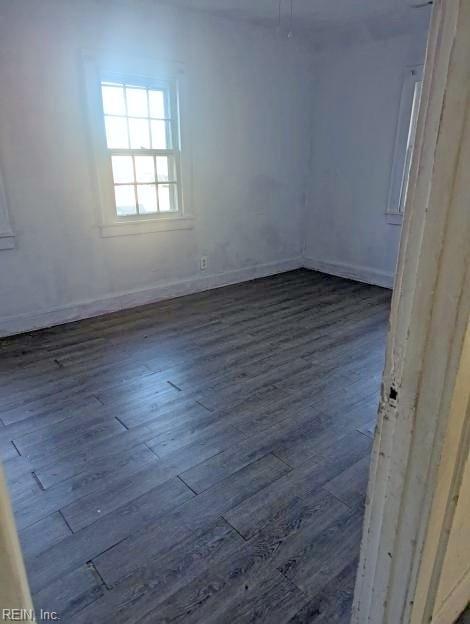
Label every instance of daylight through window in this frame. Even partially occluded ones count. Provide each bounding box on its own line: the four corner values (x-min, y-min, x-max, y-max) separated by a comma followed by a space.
101, 81, 180, 217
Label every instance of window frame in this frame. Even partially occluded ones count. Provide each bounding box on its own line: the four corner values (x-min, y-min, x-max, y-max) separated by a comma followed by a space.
103, 79, 182, 218
0, 162, 15, 250
386, 65, 424, 226
82, 52, 193, 237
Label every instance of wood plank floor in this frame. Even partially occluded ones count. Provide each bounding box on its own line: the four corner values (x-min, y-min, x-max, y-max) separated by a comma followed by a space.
458, 608, 470, 623
0, 269, 391, 623
457, 608, 470, 623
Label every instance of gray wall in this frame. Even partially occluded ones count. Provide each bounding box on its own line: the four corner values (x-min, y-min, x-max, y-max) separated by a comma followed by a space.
0, 0, 314, 335
303, 32, 429, 287
0, 0, 429, 335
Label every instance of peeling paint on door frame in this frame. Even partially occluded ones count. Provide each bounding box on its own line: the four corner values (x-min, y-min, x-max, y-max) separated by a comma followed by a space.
352, 1, 470, 622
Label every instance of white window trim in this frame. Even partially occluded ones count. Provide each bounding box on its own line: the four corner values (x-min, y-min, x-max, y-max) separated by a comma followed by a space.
386, 65, 424, 226
99, 215, 195, 238
0, 164, 15, 250
82, 52, 194, 237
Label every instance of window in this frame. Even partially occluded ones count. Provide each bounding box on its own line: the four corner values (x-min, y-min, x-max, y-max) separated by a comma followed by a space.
386, 67, 423, 225
101, 81, 181, 217
0, 162, 15, 250
82, 53, 193, 237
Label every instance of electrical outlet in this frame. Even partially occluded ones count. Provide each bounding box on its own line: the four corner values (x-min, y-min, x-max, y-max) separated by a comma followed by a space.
200, 256, 208, 271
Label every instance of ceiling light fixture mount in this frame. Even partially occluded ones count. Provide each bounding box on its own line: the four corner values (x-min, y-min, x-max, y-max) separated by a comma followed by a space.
277, 0, 295, 39
287, 0, 294, 39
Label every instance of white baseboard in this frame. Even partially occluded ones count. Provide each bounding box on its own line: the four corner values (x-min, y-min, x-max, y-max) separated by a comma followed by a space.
303, 256, 395, 289
0, 255, 395, 337
0, 257, 303, 337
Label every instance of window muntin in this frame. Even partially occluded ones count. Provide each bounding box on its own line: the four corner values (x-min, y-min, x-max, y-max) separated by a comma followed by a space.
101, 81, 180, 217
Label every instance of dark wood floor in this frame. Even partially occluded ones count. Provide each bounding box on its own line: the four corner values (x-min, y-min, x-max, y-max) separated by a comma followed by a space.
0, 269, 391, 623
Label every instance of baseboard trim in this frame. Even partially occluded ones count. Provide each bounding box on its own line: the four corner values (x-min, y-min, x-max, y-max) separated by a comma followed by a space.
0, 257, 303, 337
0, 255, 396, 337
303, 256, 395, 290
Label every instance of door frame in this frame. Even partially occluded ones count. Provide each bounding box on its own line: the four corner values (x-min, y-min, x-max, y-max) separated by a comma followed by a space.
0, 465, 35, 619
352, 1, 470, 622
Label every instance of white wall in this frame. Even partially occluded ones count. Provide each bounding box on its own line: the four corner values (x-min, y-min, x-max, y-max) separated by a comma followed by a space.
0, 0, 314, 335
0, 0, 431, 336
303, 32, 429, 288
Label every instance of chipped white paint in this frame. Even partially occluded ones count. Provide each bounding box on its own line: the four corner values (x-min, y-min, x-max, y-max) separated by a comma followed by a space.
353, 1, 470, 622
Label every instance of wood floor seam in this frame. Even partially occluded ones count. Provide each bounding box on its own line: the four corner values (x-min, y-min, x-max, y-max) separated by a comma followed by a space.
114, 416, 129, 431
269, 450, 297, 471
176, 474, 199, 496
31, 471, 46, 492
86, 560, 113, 592
10, 439, 21, 457
167, 380, 183, 391
355, 427, 375, 441
58, 509, 75, 535
143, 441, 160, 458
220, 515, 250, 542
318, 486, 358, 512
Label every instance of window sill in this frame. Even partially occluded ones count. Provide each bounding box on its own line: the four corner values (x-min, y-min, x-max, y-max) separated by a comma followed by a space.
0, 232, 16, 250
99, 215, 194, 238
386, 213, 403, 226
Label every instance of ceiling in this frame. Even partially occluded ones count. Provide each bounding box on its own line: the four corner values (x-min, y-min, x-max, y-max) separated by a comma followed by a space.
157, 0, 425, 25
154, 0, 432, 45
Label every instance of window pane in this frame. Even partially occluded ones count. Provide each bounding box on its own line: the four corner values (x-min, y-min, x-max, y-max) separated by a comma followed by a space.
158, 184, 177, 212
135, 156, 155, 183
129, 118, 150, 149
114, 185, 136, 216
149, 90, 166, 118
105, 116, 129, 148
156, 156, 176, 182
126, 87, 148, 117
151, 120, 169, 149
137, 184, 158, 214
101, 84, 125, 115
111, 156, 134, 184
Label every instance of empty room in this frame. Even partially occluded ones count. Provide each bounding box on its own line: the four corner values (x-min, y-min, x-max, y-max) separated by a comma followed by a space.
3, 1, 469, 623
